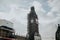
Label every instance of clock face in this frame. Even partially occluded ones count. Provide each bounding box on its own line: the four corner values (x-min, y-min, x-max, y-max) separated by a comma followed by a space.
31, 19, 34, 23
36, 19, 38, 24
36, 19, 38, 22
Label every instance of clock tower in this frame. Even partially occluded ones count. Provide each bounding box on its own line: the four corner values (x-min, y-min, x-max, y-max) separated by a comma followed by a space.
26, 6, 41, 40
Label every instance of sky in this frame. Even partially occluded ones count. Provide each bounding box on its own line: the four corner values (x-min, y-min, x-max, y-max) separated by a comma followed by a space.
0, 0, 60, 40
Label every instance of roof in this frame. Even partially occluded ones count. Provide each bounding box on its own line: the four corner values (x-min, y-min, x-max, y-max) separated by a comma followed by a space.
0, 19, 13, 28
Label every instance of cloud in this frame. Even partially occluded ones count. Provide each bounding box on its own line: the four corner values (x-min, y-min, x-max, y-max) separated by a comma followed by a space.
47, 0, 60, 19
32, 1, 45, 12
0, 0, 60, 40
39, 0, 60, 40
0, 0, 29, 36
31, 1, 46, 18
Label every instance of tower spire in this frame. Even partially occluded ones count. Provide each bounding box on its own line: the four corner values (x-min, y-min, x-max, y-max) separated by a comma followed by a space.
31, 6, 35, 11
26, 6, 41, 40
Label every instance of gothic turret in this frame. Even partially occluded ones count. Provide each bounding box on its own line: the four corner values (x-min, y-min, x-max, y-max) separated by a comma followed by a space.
26, 6, 41, 40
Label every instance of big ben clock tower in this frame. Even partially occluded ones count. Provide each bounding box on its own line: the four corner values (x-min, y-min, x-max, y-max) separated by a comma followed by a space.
26, 6, 41, 40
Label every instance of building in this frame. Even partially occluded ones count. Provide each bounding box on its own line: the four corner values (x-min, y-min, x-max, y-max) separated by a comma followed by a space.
26, 6, 41, 40
56, 24, 60, 40
0, 19, 15, 40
